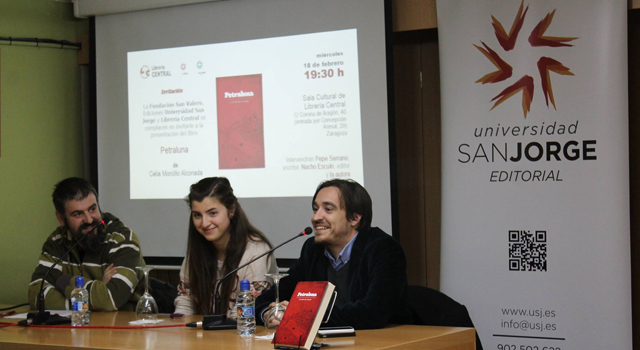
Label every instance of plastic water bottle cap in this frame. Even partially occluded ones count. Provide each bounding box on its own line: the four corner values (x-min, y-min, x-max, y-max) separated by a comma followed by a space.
75, 276, 85, 288
240, 279, 251, 291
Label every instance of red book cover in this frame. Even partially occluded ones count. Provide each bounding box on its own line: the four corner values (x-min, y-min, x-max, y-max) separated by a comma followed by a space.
273, 281, 335, 350
216, 74, 265, 169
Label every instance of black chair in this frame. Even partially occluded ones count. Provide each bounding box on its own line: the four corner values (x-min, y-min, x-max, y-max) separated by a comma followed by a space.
149, 277, 178, 314
407, 285, 483, 350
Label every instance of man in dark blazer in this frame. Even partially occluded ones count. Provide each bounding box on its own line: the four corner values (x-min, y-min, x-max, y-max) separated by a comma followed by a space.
256, 179, 410, 329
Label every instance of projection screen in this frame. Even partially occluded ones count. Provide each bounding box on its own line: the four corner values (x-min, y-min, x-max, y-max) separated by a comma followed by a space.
92, 0, 394, 261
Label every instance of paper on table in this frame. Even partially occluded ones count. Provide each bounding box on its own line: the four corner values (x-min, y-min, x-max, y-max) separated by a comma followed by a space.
255, 333, 275, 340
128, 319, 164, 325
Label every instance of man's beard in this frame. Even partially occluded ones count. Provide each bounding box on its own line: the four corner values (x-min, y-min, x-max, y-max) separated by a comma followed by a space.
71, 219, 107, 252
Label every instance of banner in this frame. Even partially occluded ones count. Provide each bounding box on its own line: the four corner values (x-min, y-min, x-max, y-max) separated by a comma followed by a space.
437, 1, 631, 349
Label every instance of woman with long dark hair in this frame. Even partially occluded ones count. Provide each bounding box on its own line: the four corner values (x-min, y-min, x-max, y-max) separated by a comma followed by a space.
174, 177, 278, 315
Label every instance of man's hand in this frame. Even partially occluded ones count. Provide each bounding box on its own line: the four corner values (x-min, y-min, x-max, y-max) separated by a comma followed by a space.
102, 264, 117, 283
265, 300, 289, 329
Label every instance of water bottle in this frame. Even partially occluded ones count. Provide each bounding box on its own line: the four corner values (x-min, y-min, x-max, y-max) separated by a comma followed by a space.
71, 276, 90, 326
236, 279, 256, 337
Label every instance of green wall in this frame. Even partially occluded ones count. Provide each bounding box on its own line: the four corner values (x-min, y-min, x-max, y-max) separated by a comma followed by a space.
0, 1, 88, 305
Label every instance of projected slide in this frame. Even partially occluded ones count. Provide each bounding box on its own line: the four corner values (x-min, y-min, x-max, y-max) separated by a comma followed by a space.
128, 29, 363, 199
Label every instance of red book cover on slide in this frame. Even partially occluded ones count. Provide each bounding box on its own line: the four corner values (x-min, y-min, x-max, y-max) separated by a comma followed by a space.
216, 74, 265, 169
274, 281, 335, 350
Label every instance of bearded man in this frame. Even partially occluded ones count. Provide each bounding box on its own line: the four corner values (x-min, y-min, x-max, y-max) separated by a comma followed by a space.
28, 177, 145, 311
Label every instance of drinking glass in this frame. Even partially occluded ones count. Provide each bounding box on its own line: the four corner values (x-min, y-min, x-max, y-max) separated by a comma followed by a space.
264, 273, 288, 332
135, 266, 158, 321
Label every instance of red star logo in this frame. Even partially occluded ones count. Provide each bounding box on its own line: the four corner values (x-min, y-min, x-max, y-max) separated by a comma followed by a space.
475, 1, 578, 118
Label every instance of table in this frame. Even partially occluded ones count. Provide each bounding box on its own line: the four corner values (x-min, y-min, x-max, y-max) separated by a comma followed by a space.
0, 311, 475, 350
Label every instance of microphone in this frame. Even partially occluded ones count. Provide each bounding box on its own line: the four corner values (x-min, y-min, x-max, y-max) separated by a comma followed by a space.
187, 227, 313, 330
27, 220, 106, 325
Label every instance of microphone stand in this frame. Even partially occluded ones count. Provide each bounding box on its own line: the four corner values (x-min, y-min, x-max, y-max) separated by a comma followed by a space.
27, 220, 105, 325
201, 227, 313, 330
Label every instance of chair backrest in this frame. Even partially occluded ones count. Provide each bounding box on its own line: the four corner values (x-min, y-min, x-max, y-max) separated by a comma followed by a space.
149, 277, 178, 314
408, 285, 483, 350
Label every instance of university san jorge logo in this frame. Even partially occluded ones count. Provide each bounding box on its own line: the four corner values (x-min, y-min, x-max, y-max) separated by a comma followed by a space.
474, 0, 578, 119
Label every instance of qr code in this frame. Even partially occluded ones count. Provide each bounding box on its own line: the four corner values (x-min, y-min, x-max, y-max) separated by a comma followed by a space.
508, 230, 547, 271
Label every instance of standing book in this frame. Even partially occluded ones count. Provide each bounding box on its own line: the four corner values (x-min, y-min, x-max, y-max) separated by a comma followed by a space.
273, 281, 335, 350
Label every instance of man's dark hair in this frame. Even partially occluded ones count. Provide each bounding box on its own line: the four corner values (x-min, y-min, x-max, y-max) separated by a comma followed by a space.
52, 177, 98, 214
312, 179, 372, 232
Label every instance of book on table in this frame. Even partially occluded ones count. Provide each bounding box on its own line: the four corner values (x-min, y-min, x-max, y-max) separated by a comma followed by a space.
273, 281, 336, 350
